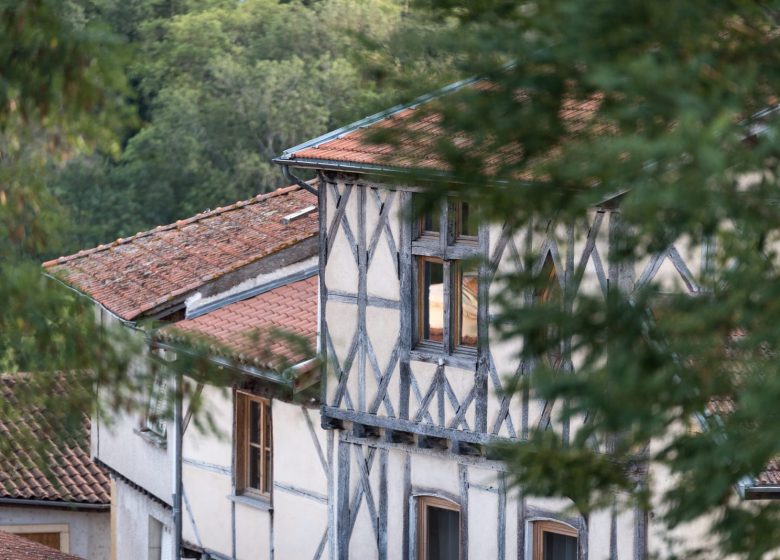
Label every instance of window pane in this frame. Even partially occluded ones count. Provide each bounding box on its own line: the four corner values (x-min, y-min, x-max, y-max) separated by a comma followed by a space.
423, 210, 440, 234
543, 531, 577, 560
427, 506, 459, 560
422, 260, 444, 343
459, 203, 478, 238
249, 446, 261, 490
459, 266, 478, 347
249, 401, 260, 444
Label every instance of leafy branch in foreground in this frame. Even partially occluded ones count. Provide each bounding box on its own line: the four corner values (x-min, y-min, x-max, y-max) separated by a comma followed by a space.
381, 0, 780, 556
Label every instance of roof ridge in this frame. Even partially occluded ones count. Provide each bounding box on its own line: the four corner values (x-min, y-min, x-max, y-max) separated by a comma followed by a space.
43, 183, 312, 268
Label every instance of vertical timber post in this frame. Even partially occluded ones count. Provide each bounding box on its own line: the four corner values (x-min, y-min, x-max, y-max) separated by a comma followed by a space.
399, 190, 413, 420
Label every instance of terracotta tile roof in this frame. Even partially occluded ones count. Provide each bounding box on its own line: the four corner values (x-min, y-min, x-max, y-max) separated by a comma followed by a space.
756, 459, 780, 486
281, 82, 600, 173
160, 275, 318, 369
0, 530, 82, 559
0, 374, 110, 505
43, 185, 318, 321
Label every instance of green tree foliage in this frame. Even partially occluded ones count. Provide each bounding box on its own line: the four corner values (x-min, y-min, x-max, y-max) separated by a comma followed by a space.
51, 0, 442, 254
391, 1, 780, 557
0, 0, 144, 459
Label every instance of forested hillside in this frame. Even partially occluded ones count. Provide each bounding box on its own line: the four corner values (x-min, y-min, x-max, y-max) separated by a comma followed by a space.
49, 0, 449, 256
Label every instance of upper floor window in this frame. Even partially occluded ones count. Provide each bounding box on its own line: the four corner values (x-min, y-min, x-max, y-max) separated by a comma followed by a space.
532, 520, 578, 560
144, 372, 169, 438
414, 200, 482, 354
235, 391, 272, 500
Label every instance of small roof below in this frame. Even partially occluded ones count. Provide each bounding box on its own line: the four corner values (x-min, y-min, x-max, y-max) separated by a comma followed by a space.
43, 185, 317, 321
160, 274, 318, 371
0, 374, 110, 506
0, 530, 83, 559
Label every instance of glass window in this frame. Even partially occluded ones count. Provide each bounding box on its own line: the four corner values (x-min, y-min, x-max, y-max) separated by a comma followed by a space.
144, 372, 168, 438
533, 520, 578, 560
236, 392, 272, 498
457, 202, 478, 239
422, 210, 441, 235
420, 258, 445, 344
417, 496, 460, 560
413, 197, 482, 352
457, 264, 479, 348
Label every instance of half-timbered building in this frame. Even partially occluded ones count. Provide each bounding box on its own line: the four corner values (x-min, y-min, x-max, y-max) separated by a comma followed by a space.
273, 92, 719, 560
43, 184, 331, 559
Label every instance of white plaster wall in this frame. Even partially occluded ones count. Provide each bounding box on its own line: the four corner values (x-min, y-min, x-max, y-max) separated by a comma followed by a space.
183, 467, 233, 555
182, 385, 232, 470
180, 396, 328, 560
113, 478, 172, 560
0, 506, 110, 559
93, 309, 173, 506
365, 186, 401, 301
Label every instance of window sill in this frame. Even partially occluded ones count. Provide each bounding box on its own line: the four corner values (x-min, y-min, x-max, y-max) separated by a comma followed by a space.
229, 493, 273, 512
133, 428, 167, 449
410, 346, 478, 370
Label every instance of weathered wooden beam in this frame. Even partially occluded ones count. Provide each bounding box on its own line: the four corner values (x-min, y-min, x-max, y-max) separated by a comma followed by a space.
322, 405, 508, 445
378, 449, 388, 560
337, 440, 350, 560
399, 191, 413, 421
475, 221, 491, 433
318, 171, 330, 413
459, 464, 469, 560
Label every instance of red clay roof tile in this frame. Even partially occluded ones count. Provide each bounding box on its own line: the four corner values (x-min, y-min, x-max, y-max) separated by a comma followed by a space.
161, 275, 318, 369
0, 374, 110, 506
284, 86, 601, 174
43, 185, 318, 321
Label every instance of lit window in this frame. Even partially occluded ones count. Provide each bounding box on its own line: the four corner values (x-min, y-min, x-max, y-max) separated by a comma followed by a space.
235, 392, 272, 499
419, 258, 445, 343
413, 200, 482, 353
417, 496, 460, 560
532, 520, 578, 560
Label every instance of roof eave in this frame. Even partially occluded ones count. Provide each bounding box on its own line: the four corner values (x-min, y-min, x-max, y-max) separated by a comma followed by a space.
0, 496, 110, 510
742, 485, 780, 500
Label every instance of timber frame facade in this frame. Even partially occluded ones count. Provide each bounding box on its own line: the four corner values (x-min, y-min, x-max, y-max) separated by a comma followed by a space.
292, 162, 708, 559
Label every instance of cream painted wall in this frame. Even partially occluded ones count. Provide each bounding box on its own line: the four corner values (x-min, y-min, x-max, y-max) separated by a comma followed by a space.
179, 395, 329, 560
321, 178, 716, 559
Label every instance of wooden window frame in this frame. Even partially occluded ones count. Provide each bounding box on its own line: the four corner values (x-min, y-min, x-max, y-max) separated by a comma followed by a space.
144, 371, 169, 438
412, 199, 483, 355
532, 519, 578, 560
416, 495, 461, 560
235, 391, 273, 501
2, 524, 69, 553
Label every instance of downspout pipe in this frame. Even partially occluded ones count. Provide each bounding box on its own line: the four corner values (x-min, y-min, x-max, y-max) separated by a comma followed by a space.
173, 369, 183, 558
281, 164, 319, 196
